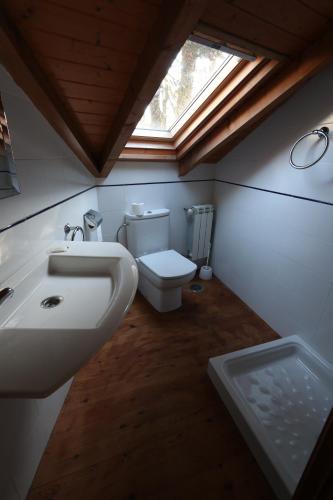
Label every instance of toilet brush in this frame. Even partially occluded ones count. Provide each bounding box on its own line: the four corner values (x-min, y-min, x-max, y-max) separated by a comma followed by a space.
199, 243, 213, 280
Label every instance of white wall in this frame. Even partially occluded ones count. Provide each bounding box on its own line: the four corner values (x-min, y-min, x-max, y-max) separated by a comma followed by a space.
97, 161, 215, 254
0, 67, 98, 500
212, 62, 333, 363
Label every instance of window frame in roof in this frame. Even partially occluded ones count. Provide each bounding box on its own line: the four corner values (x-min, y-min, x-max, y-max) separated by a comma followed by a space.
133, 41, 243, 138
121, 37, 278, 163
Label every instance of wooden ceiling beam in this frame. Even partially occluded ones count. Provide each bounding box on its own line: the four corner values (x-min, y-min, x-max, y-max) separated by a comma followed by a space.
99, 0, 209, 177
179, 29, 333, 176
0, 7, 99, 176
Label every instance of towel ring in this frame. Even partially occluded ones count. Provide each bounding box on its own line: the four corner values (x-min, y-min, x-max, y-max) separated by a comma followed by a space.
289, 127, 329, 169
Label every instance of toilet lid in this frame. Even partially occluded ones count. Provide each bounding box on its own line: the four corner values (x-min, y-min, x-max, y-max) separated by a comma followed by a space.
139, 250, 197, 279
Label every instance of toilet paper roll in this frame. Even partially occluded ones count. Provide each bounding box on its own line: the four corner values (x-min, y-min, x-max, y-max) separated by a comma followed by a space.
131, 202, 144, 216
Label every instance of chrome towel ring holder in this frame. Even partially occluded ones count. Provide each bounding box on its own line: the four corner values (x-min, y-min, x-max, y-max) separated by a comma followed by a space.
289, 126, 329, 169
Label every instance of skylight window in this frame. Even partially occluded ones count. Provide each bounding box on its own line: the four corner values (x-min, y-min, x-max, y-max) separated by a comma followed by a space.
135, 40, 241, 134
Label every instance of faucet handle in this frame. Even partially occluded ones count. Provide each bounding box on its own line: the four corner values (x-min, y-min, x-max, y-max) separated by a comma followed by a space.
0, 287, 14, 306
64, 223, 85, 241
64, 223, 73, 235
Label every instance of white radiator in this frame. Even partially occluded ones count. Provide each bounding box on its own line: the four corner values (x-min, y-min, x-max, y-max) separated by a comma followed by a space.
186, 204, 214, 260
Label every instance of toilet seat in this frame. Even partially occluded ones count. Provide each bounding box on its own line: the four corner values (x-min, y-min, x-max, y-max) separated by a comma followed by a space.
139, 250, 196, 280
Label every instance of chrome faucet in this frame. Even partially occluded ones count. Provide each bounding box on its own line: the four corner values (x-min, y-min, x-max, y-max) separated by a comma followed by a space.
71, 226, 85, 241
0, 287, 14, 306
64, 223, 85, 241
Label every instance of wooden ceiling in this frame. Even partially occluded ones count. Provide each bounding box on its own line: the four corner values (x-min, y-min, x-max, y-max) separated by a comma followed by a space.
0, 0, 332, 177
200, 0, 333, 59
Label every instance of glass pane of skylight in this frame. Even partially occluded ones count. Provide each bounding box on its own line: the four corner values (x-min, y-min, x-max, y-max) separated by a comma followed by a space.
136, 40, 239, 132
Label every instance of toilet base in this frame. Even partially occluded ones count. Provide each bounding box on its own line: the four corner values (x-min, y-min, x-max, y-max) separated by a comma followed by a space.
138, 274, 182, 312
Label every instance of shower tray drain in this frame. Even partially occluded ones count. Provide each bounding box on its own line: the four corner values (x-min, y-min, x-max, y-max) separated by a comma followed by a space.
40, 295, 64, 309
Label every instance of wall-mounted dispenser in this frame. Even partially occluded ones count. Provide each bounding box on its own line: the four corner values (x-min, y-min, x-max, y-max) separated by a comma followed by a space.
84, 209, 103, 231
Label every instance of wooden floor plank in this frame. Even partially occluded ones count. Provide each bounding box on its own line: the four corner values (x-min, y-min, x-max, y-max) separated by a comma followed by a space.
29, 278, 279, 500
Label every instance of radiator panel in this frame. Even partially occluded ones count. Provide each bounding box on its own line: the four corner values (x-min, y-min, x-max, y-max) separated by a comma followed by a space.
187, 204, 214, 260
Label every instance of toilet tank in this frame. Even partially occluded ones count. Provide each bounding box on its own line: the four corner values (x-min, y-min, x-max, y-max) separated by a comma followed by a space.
126, 209, 170, 257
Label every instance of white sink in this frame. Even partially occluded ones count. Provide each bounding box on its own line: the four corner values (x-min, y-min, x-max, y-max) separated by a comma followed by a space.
0, 241, 138, 397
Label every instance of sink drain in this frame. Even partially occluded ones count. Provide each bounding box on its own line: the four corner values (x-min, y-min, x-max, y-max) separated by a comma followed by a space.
40, 295, 64, 309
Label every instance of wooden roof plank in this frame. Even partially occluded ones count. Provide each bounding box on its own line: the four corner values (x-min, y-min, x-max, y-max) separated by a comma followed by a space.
298, 0, 333, 18
4, 0, 147, 54
57, 81, 123, 105
179, 29, 333, 175
67, 98, 117, 116
227, 0, 329, 40
0, 6, 99, 175
202, 0, 308, 56
25, 29, 138, 72
46, 0, 161, 31
43, 58, 132, 90
99, 0, 210, 177
193, 22, 289, 61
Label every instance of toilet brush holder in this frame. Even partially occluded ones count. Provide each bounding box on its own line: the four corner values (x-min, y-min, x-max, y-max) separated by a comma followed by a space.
199, 265, 213, 280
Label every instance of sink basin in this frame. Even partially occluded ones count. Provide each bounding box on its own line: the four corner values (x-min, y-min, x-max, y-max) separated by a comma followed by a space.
0, 241, 138, 397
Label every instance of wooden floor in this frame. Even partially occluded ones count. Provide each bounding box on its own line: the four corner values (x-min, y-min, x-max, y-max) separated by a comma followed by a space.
29, 278, 279, 500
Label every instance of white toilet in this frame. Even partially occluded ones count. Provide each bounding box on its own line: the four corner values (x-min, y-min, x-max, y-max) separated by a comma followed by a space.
126, 209, 197, 312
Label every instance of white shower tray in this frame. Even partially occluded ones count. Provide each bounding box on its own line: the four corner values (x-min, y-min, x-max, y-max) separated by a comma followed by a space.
208, 335, 333, 500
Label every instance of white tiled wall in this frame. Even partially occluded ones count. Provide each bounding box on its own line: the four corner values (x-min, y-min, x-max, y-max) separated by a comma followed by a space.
0, 67, 95, 229
0, 188, 99, 283
97, 162, 215, 253
212, 62, 333, 363
0, 67, 98, 499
